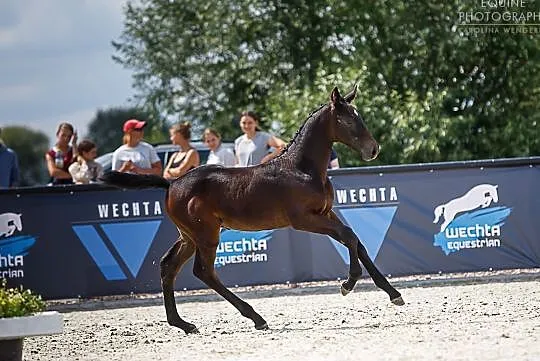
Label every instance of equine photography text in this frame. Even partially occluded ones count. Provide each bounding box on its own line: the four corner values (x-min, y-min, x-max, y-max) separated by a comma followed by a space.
457, 0, 540, 34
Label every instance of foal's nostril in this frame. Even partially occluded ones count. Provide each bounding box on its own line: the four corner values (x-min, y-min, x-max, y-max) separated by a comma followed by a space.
371, 144, 380, 159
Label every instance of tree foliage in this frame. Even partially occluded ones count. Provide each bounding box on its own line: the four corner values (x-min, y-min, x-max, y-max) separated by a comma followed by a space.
86, 106, 169, 155
114, 0, 540, 166
1, 126, 50, 186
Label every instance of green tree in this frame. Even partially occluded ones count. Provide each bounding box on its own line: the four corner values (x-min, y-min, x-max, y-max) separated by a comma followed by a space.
113, 0, 341, 139
114, 0, 540, 166
266, 66, 450, 166
86, 106, 169, 155
1, 126, 50, 186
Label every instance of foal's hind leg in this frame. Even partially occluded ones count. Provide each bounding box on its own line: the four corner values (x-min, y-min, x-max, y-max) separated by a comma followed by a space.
327, 211, 403, 305
160, 234, 198, 333
192, 233, 268, 330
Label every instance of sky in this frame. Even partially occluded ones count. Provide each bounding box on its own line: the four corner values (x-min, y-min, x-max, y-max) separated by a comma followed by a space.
0, 1, 134, 145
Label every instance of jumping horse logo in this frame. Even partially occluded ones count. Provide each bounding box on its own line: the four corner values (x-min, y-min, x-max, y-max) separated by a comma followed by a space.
433, 184, 499, 232
0, 212, 23, 238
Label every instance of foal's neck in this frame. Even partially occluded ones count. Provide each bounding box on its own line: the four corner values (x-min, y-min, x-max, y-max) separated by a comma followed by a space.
280, 107, 334, 180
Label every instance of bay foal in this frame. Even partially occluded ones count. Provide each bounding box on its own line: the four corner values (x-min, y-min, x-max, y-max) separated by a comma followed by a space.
101, 86, 404, 333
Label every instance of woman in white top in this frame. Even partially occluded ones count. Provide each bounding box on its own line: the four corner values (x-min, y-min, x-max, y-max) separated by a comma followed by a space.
234, 111, 286, 167
203, 128, 236, 167
112, 119, 162, 175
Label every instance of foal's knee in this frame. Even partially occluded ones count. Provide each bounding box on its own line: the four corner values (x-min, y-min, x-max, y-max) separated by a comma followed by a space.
339, 226, 357, 245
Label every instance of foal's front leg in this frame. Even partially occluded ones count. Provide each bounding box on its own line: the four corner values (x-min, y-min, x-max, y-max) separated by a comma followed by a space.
290, 211, 363, 296
292, 211, 404, 305
327, 211, 404, 305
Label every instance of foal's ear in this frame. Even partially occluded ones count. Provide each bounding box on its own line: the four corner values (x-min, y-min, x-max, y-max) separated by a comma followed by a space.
343, 84, 358, 103
330, 87, 343, 105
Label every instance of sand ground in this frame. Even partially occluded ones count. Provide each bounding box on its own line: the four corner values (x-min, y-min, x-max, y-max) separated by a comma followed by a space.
24, 269, 540, 361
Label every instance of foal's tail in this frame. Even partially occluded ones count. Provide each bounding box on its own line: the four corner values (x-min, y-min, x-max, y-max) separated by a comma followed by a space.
100, 171, 170, 190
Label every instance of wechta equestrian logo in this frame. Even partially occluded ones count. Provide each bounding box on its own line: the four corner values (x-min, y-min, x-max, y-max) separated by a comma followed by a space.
0, 212, 37, 279
433, 184, 512, 255
215, 229, 273, 268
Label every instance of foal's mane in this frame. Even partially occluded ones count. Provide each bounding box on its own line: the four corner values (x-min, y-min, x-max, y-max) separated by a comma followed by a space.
280, 103, 328, 155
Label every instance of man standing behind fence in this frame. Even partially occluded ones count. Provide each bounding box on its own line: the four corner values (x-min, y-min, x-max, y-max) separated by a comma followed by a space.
0, 127, 20, 188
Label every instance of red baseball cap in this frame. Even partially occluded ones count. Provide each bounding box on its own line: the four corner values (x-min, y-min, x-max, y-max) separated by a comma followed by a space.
123, 119, 146, 132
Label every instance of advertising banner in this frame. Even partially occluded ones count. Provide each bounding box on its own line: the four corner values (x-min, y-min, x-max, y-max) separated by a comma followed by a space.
0, 188, 297, 299
323, 163, 539, 277
1, 158, 538, 299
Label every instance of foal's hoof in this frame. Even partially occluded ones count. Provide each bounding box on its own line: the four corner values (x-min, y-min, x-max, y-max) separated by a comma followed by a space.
184, 324, 200, 334
391, 296, 405, 306
340, 283, 352, 296
255, 322, 269, 330
169, 319, 199, 334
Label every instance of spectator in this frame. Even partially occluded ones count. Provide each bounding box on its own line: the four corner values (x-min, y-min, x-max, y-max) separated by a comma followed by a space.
328, 148, 340, 169
68, 140, 103, 184
112, 119, 162, 175
163, 122, 200, 180
45, 122, 77, 185
0, 128, 20, 188
234, 111, 286, 166
203, 128, 236, 167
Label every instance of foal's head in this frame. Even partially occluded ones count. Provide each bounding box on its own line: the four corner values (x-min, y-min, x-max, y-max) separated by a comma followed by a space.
329, 86, 379, 161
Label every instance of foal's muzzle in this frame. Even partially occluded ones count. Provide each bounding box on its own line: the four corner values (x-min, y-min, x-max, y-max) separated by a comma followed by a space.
361, 142, 380, 161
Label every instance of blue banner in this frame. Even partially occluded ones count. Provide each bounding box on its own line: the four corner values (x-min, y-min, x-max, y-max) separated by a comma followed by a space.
0, 157, 538, 299
326, 163, 540, 276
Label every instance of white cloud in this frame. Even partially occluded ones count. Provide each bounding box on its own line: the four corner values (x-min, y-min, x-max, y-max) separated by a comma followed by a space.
0, 0, 134, 146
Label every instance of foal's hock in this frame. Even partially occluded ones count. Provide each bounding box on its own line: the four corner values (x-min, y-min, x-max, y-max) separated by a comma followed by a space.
101, 86, 404, 334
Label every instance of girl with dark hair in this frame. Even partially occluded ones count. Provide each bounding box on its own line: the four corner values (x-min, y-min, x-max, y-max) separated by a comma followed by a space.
68, 140, 103, 184
45, 122, 78, 185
